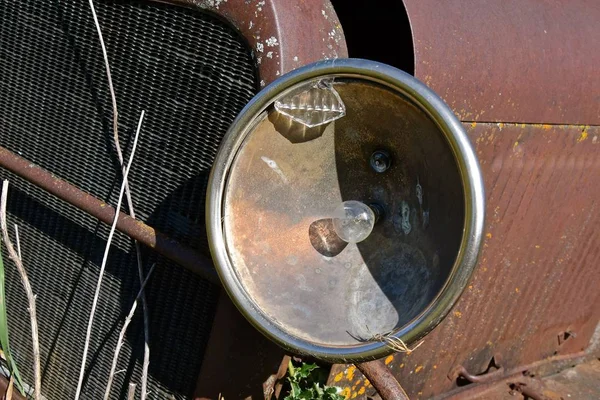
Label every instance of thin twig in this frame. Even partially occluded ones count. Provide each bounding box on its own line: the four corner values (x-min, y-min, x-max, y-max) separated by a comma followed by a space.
103, 263, 156, 400
6, 374, 13, 400
74, 111, 145, 400
136, 249, 150, 400
87, 2, 151, 397
0, 182, 40, 400
127, 383, 136, 400
13, 225, 20, 261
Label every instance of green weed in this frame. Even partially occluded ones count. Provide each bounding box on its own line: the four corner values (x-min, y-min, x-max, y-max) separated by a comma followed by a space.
283, 360, 344, 400
0, 245, 25, 395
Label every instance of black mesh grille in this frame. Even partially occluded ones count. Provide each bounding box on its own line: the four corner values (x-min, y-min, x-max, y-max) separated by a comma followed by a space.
0, 0, 256, 398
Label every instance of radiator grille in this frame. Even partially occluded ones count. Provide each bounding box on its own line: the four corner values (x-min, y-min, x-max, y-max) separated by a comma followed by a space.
0, 0, 256, 398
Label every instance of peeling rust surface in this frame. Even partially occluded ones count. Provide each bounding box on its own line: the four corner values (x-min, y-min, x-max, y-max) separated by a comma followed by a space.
329, 122, 600, 398
169, 0, 348, 86
537, 359, 600, 400
437, 356, 600, 399
402, 0, 600, 125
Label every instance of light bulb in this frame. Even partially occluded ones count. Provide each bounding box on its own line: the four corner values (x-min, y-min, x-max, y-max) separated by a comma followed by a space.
332, 201, 376, 244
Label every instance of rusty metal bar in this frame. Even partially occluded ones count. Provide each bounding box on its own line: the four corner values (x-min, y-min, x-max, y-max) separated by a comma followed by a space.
0, 146, 219, 285
449, 354, 504, 385
0, 375, 26, 400
453, 365, 504, 384
356, 360, 410, 400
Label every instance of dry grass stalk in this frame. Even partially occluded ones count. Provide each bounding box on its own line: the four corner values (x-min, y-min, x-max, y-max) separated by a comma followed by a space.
103, 263, 156, 400
87, 0, 151, 397
74, 110, 145, 400
0, 181, 41, 400
368, 333, 424, 354
13, 226, 20, 261
348, 327, 424, 354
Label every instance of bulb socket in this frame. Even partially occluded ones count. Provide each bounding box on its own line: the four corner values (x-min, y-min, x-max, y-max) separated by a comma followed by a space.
368, 203, 385, 223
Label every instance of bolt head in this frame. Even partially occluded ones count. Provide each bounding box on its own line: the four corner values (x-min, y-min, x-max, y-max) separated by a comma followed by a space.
370, 150, 391, 173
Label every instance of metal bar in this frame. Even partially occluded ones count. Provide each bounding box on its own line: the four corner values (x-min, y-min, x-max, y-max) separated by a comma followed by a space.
450, 354, 504, 384
453, 365, 504, 384
439, 351, 595, 400
356, 360, 410, 400
0, 146, 219, 285
0, 375, 26, 400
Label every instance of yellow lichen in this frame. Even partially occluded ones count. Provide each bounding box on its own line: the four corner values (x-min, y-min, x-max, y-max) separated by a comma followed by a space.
341, 388, 351, 399
346, 365, 356, 381
577, 129, 588, 142
334, 372, 344, 382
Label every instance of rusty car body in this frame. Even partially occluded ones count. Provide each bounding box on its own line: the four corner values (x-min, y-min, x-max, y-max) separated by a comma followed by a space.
0, 0, 598, 399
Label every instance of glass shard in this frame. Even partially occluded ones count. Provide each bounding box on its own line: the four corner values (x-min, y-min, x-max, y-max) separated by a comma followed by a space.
274, 80, 346, 127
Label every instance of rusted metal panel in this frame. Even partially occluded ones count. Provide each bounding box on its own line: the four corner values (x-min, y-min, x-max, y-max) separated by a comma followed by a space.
193, 291, 288, 400
402, 0, 600, 125
329, 122, 600, 398
0, 146, 219, 284
538, 359, 600, 400
437, 353, 600, 399
170, 0, 348, 87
